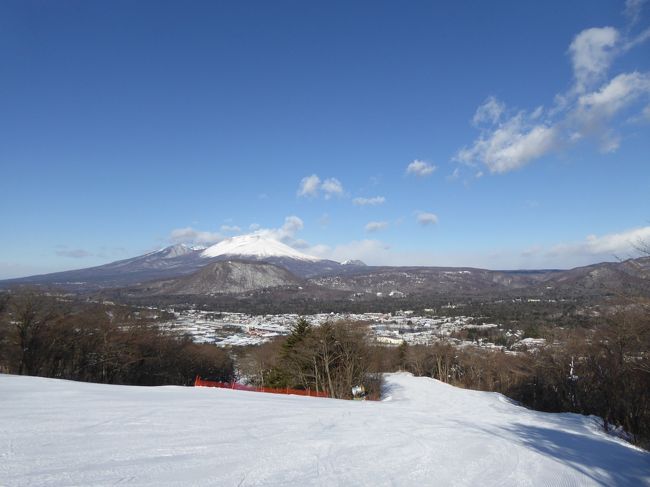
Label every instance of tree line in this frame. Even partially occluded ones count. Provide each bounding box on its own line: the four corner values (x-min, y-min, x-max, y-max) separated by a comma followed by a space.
371, 306, 649, 447
237, 318, 382, 400
236, 305, 649, 446
0, 290, 234, 386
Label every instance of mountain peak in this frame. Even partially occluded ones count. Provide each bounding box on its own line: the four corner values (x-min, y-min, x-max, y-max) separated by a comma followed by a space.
156, 243, 205, 259
201, 234, 321, 262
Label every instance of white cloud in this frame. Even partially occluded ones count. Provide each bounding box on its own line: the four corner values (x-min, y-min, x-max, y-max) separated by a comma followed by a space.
455, 20, 650, 175
353, 196, 386, 206
406, 160, 436, 177
553, 226, 650, 256
365, 221, 389, 233
253, 215, 304, 243
297, 175, 344, 199
577, 71, 650, 119
170, 227, 223, 245
456, 113, 560, 173
306, 243, 332, 256
472, 96, 506, 126
416, 212, 438, 226
302, 225, 650, 268
172, 217, 308, 255
297, 174, 321, 197
572, 71, 650, 150
290, 238, 311, 250
307, 239, 392, 264
569, 27, 620, 94
503, 225, 650, 268
321, 178, 344, 198
281, 215, 304, 235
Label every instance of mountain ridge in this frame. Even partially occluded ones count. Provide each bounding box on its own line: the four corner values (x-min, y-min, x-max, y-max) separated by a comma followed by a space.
2, 240, 648, 300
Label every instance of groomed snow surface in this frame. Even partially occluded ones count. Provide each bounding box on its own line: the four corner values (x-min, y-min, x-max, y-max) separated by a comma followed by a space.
1, 373, 648, 486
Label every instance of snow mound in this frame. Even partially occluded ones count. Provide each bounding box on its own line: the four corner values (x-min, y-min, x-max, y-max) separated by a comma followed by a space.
201, 234, 320, 261
1, 373, 648, 486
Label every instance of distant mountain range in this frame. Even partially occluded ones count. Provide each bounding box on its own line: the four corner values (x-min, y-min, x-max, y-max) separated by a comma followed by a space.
2, 234, 649, 300
1, 235, 348, 290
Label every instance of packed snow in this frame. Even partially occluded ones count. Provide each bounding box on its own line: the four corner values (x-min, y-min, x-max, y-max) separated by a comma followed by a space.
1, 373, 648, 486
201, 234, 320, 261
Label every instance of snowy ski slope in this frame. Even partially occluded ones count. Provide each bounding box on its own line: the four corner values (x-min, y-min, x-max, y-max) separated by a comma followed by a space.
1, 373, 648, 486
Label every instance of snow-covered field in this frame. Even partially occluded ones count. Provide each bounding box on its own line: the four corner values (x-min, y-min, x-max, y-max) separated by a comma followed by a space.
1, 373, 648, 486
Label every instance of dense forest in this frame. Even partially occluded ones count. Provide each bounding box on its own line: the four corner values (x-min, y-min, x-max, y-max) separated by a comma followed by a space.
0, 290, 233, 386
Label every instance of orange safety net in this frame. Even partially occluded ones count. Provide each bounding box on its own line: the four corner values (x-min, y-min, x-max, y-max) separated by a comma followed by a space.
194, 376, 329, 398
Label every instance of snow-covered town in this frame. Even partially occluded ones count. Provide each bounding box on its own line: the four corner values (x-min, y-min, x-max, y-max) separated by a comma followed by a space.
160, 308, 545, 352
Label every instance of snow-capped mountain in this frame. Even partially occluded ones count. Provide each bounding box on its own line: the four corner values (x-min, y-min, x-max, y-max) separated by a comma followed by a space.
158, 243, 206, 258
199, 234, 343, 278
0, 236, 341, 290
201, 234, 320, 262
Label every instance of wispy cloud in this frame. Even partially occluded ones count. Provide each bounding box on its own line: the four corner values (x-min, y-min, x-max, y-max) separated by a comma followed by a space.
365, 221, 389, 232
353, 196, 386, 206
573, 71, 650, 151
547, 225, 650, 257
301, 225, 650, 268
321, 178, 344, 198
252, 215, 304, 243
171, 216, 307, 249
220, 225, 242, 234
456, 110, 560, 173
297, 174, 321, 197
569, 27, 620, 94
306, 239, 392, 264
297, 174, 345, 198
55, 248, 94, 258
624, 0, 648, 24
455, 19, 650, 175
170, 227, 223, 245
472, 96, 506, 126
406, 159, 436, 177
416, 212, 438, 226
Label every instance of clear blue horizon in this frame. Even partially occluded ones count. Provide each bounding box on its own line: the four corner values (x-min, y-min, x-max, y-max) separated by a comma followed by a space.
1, 0, 649, 278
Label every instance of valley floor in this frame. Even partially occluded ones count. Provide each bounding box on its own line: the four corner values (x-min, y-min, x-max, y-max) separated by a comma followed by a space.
1, 373, 648, 486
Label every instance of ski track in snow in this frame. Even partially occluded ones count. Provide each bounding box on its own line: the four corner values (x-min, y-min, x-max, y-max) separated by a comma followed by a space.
1, 373, 648, 486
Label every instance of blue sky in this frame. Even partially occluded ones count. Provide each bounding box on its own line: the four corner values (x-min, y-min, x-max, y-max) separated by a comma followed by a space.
1, 0, 650, 278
